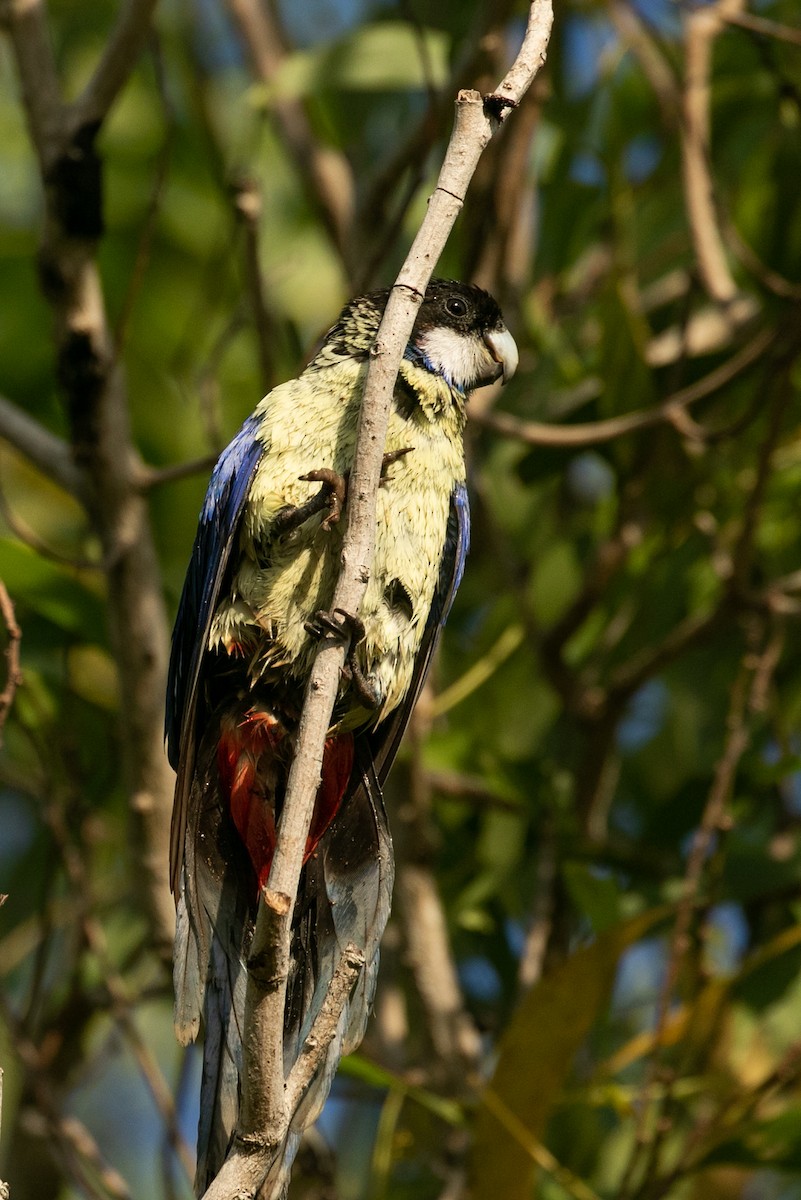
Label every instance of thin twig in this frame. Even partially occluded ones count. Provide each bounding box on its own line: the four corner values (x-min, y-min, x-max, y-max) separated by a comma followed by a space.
472, 326, 774, 448
680, 0, 743, 304
232, 176, 278, 392
0, 480, 99, 570
284, 943, 365, 1112
41, 791, 195, 1181
69, 0, 160, 132
0, 393, 86, 499
607, 1, 679, 125
136, 452, 219, 490
482, 1088, 603, 1200
226, 0, 355, 268
722, 8, 801, 48
0, 580, 22, 746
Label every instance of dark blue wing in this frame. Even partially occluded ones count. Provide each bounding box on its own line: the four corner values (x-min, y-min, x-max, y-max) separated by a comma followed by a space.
167, 414, 264, 889
365, 481, 470, 784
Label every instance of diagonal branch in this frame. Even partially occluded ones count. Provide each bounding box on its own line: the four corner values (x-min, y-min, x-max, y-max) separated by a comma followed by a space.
0, 392, 86, 498
472, 325, 774, 448
203, 3, 554, 1196
680, 0, 743, 304
69, 0, 160, 132
0, 0, 64, 169
0, 580, 22, 747
226, 0, 355, 270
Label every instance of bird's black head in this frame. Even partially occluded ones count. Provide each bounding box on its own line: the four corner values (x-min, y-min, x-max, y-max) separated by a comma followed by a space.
315, 279, 517, 395
408, 280, 518, 393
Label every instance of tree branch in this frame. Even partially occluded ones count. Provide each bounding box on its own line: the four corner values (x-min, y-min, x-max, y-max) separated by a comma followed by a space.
0, 392, 86, 497
206, 3, 554, 1194
680, 0, 743, 304
0, 581, 22, 748
0, 0, 64, 169
69, 0, 160, 132
472, 325, 774, 448
226, 0, 355, 270
4, 0, 174, 956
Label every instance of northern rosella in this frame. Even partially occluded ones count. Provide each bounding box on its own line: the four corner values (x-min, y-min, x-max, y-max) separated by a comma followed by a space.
166, 279, 517, 1195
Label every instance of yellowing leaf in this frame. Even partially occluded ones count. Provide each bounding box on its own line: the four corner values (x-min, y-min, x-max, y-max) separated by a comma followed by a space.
471, 909, 668, 1200
67, 645, 119, 711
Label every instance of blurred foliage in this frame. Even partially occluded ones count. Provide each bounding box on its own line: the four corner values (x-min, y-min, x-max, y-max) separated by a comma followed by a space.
3, 1, 801, 1198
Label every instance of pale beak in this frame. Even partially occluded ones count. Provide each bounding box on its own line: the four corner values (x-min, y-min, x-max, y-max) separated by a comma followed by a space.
484, 326, 519, 384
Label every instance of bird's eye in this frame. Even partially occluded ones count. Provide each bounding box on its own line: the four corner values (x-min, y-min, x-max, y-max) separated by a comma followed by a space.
445, 296, 468, 318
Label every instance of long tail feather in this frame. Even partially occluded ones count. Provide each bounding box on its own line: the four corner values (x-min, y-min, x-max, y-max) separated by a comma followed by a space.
174, 734, 393, 1196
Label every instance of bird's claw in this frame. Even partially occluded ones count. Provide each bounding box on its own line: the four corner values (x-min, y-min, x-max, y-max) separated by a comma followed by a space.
275, 449, 413, 539
305, 608, 382, 710
298, 467, 347, 531
304, 607, 352, 642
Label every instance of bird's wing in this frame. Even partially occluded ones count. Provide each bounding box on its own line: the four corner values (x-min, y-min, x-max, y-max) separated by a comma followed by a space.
368, 480, 470, 785
166, 412, 265, 894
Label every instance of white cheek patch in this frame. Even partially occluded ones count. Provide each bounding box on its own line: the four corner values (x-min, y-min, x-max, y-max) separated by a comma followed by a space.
416, 327, 495, 391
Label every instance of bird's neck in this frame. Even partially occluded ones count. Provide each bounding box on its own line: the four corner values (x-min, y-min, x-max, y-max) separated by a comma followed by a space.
397, 359, 467, 428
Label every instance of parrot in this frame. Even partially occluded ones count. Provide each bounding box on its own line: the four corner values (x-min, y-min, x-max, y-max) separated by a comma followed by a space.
165, 278, 518, 1197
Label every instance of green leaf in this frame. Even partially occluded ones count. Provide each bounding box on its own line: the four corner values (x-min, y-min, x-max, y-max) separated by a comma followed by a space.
254, 22, 450, 100
562, 861, 623, 934
340, 1054, 465, 1126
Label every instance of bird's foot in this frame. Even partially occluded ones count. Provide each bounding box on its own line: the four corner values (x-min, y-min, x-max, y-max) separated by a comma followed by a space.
274, 450, 413, 538
272, 475, 342, 538
298, 468, 348, 531
305, 608, 382, 709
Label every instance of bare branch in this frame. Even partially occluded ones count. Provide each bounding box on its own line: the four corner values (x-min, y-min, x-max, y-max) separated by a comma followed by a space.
608, 1, 679, 124
226, 0, 355, 267
472, 325, 774, 448
0, 393, 86, 498
721, 7, 801, 48
284, 943, 365, 1112
0, 580, 22, 747
680, 0, 743, 304
0, 0, 64, 169
396, 862, 482, 1075
69, 0, 160, 132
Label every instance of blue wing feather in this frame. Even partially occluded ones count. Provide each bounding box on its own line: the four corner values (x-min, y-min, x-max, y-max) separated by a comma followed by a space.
166, 414, 263, 766
166, 414, 264, 892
